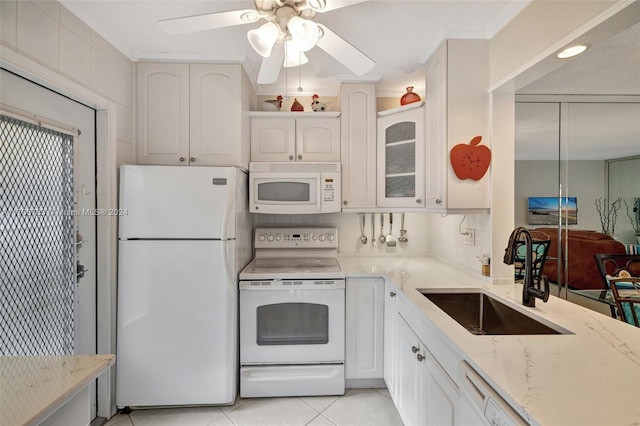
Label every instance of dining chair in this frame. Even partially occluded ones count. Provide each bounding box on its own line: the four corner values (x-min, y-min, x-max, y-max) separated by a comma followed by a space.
514, 239, 551, 286
594, 254, 640, 289
608, 277, 640, 327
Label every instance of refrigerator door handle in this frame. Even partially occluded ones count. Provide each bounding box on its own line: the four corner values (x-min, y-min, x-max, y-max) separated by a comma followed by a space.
221, 241, 235, 299
220, 172, 237, 240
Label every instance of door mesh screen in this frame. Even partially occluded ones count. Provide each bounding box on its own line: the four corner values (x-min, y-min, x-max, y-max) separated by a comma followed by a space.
1, 114, 75, 355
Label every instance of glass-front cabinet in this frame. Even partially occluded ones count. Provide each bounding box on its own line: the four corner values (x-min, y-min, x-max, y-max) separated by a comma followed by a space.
377, 103, 425, 207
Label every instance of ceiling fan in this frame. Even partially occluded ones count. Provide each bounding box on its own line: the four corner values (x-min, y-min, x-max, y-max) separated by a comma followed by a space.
158, 0, 375, 84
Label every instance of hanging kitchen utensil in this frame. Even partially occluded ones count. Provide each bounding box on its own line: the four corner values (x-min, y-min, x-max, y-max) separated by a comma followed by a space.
371, 213, 375, 248
359, 213, 368, 245
399, 213, 408, 243
387, 213, 397, 247
378, 214, 386, 244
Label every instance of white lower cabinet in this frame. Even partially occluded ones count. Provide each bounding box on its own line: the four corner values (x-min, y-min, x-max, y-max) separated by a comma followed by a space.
396, 315, 460, 426
345, 277, 385, 385
383, 281, 399, 402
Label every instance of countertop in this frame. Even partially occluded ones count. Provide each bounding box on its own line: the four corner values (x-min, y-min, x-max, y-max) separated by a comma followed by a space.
0, 354, 115, 426
338, 255, 640, 426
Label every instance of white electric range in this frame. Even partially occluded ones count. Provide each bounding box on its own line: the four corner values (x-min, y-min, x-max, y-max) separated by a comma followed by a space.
239, 227, 345, 398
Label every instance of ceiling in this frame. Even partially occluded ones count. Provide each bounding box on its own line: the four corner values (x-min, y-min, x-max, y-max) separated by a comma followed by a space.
515, 20, 640, 161
59, 0, 527, 97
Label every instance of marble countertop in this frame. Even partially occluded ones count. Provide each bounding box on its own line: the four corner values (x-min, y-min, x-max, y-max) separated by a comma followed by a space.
0, 354, 115, 426
338, 255, 640, 426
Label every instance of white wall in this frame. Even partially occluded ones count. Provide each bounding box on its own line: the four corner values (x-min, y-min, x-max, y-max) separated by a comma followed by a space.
0, 0, 135, 166
427, 213, 491, 276
515, 160, 606, 231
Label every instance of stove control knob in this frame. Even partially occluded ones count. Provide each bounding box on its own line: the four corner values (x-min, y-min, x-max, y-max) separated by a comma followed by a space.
267, 234, 274, 242
327, 233, 335, 242
319, 234, 327, 242
312, 233, 318, 241
257, 234, 265, 242
275, 234, 281, 241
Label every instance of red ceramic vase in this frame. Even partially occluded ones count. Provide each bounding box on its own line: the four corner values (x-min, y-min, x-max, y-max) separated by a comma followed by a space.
400, 86, 421, 106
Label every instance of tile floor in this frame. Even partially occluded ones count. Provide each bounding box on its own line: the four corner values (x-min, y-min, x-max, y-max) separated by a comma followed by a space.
104, 388, 403, 426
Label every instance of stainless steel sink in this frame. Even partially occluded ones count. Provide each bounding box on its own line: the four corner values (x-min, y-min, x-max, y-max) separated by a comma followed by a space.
420, 290, 570, 335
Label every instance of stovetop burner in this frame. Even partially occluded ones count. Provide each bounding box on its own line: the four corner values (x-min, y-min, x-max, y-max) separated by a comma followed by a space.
240, 227, 343, 281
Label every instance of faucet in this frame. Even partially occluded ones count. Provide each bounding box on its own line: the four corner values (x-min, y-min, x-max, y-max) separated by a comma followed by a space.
503, 227, 550, 307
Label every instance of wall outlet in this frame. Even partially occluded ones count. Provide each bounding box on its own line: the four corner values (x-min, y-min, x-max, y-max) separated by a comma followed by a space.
465, 229, 475, 246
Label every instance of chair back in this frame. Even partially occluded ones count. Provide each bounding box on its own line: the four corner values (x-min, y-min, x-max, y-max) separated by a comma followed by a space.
608, 277, 640, 327
514, 240, 551, 286
594, 254, 640, 289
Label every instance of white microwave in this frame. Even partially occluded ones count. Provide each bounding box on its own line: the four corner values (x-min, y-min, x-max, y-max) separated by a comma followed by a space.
249, 162, 341, 214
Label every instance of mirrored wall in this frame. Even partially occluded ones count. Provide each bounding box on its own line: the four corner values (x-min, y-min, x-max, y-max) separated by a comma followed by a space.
514, 21, 640, 295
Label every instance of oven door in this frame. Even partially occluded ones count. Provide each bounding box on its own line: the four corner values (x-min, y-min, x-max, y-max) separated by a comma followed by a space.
249, 173, 320, 214
240, 279, 345, 364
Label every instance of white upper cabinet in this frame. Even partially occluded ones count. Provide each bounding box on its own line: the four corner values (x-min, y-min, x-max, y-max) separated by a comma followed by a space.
340, 83, 377, 210
250, 113, 340, 162
377, 102, 426, 208
137, 63, 189, 165
425, 39, 490, 212
137, 63, 254, 167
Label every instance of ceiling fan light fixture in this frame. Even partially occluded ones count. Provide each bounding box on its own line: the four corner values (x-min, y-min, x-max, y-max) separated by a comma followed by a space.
288, 16, 319, 52
283, 41, 309, 67
556, 44, 589, 59
307, 0, 327, 11
248, 22, 280, 57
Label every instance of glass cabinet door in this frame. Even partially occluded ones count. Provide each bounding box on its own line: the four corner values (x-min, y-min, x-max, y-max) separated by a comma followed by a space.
377, 105, 425, 207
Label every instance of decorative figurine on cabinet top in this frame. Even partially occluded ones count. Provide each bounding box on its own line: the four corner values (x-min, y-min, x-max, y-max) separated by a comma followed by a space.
262, 95, 283, 111
291, 98, 304, 112
450, 135, 491, 181
311, 94, 328, 111
400, 86, 421, 106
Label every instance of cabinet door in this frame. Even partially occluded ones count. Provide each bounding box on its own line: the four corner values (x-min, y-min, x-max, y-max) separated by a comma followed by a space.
425, 351, 459, 426
377, 106, 425, 207
345, 277, 384, 381
425, 43, 447, 209
137, 63, 189, 165
397, 316, 425, 426
383, 282, 399, 402
189, 64, 241, 166
296, 117, 341, 162
250, 117, 296, 161
340, 84, 377, 209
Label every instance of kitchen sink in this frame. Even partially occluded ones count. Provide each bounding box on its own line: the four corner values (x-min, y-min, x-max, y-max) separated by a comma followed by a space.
420, 290, 570, 335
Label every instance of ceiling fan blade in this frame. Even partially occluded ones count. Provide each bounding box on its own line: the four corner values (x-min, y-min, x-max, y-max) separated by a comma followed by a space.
317, 0, 372, 13
315, 24, 375, 76
158, 9, 258, 35
257, 43, 284, 85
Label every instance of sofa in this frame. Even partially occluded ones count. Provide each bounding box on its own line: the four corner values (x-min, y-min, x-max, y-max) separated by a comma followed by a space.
535, 227, 626, 290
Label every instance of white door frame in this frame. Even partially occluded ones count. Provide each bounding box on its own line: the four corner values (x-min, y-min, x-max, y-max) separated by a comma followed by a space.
1, 46, 119, 419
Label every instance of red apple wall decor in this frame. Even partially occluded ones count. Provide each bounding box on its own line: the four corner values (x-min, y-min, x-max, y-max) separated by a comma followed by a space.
450, 136, 491, 181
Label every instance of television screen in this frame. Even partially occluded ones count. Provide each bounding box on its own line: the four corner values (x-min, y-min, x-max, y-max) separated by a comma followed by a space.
527, 197, 577, 225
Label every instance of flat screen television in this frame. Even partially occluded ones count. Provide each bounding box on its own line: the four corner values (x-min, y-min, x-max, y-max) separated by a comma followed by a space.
527, 197, 577, 225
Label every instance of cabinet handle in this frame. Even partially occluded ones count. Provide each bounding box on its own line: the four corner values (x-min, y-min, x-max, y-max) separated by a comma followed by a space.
289, 155, 294, 160
298, 154, 302, 160
343, 201, 348, 206
179, 157, 185, 162
411, 346, 419, 353
416, 199, 422, 204
190, 157, 195, 163
436, 199, 442, 205
417, 354, 425, 362
390, 291, 396, 297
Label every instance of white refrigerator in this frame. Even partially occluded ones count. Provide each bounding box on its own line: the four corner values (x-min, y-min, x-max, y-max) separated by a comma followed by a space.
116, 165, 251, 407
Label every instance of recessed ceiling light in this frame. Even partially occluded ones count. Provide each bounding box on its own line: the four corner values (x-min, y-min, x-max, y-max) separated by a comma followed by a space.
556, 44, 589, 59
